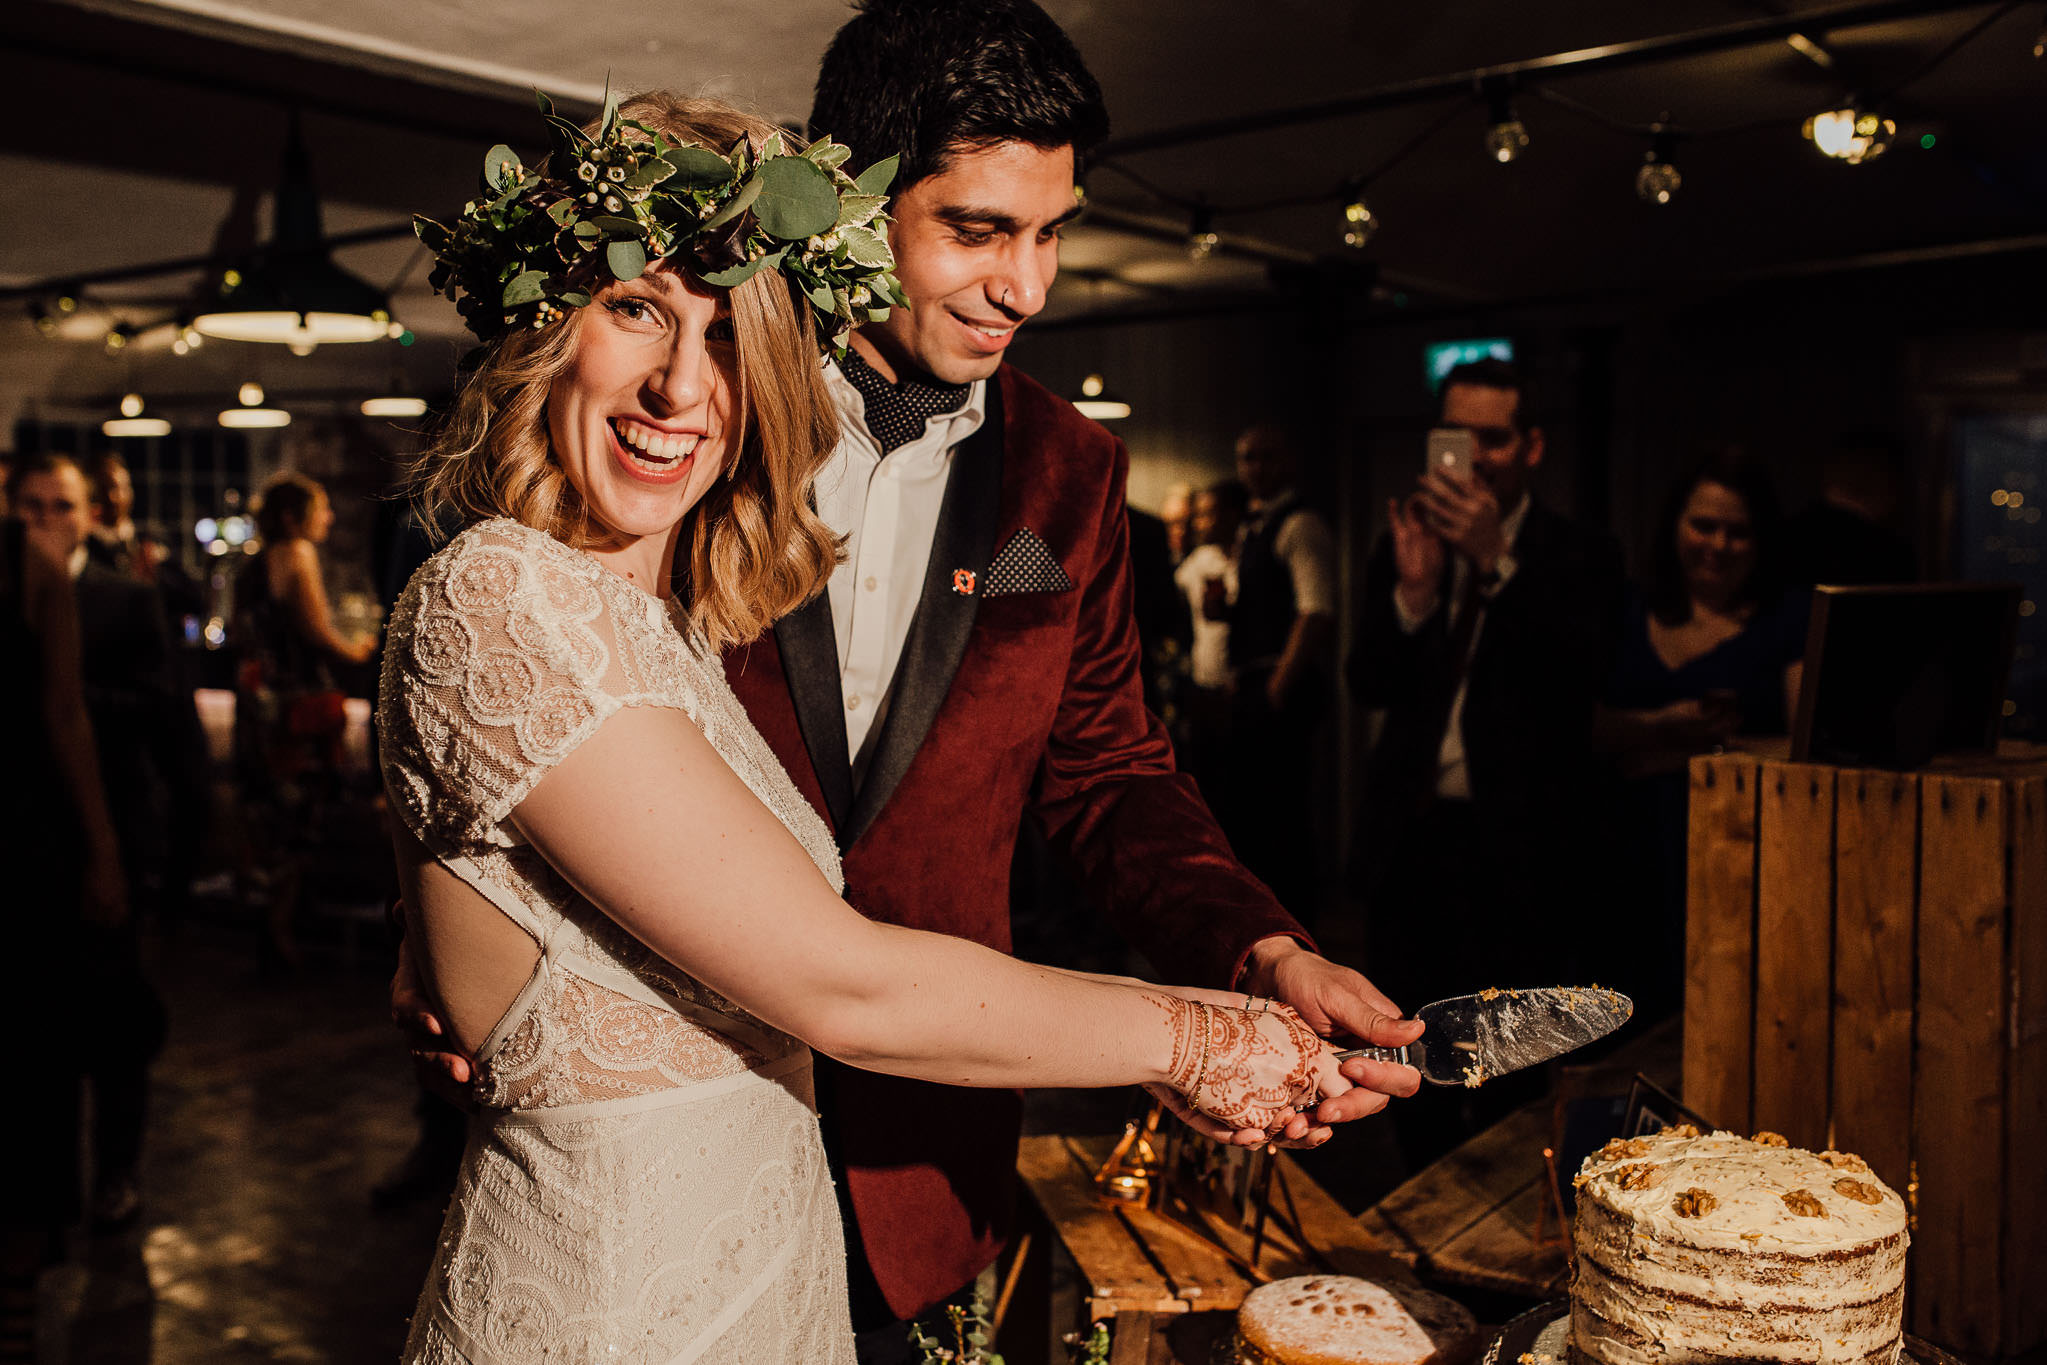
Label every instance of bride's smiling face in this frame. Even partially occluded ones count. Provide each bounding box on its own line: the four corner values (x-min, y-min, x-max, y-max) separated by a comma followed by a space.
548, 266, 739, 546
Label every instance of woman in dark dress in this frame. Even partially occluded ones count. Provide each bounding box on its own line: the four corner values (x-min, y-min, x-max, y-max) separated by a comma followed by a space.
1595, 448, 1810, 1018
233, 473, 376, 966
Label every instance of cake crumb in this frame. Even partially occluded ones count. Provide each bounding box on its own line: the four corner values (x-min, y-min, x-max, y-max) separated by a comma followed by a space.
1833, 1177, 1884, 1206
1781, 1189, 1827, 1217
1674, 1188, 1718, 1218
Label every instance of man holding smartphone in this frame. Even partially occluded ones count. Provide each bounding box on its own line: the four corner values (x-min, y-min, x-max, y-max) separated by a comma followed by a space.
1350, 358, 1624, 1168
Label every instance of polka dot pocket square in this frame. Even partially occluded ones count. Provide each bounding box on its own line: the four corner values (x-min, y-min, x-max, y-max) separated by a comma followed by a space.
982, 528, 1075, 598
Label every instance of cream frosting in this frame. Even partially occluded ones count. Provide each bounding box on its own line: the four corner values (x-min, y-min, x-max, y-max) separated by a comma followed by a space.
1569, 1129, 1907, 1365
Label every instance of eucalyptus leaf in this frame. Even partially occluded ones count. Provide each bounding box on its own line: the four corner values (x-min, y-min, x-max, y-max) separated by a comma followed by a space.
754, 156, 839, 240
836, 225, 893, 268
606, 237, 647, 280
546, 199, 575, 226
803, 279, 835, 313
589, 215, 642, 235
699, 245, 789, 288
483, 144, 520, 191
853, 154, 899, 197
501, 270, 548, 306
413, 215, 449, 250
864, 307, 892, 323
663, 146, 735, 187
558, 290, 591, 308
573, 220, 600, 241
700, 174, 763, 233
833, 193, 887, 230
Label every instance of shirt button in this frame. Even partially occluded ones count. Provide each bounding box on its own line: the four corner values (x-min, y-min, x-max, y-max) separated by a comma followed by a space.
864, 577, 878, 592
846, 694, 861, 711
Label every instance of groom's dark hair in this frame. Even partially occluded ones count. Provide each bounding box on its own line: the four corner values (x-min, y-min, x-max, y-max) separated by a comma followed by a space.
810, 0, 1110, 192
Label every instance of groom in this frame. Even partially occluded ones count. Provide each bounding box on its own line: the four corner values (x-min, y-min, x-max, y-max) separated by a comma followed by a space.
398, 0, 1420, 1356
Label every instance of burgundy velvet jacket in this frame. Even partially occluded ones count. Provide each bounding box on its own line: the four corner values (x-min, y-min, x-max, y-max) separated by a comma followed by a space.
723, 363, 1308, 1319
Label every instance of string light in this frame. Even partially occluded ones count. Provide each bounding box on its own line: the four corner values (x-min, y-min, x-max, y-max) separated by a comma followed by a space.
1635, 127, 1682, 205
1483, 81, 1530, 163
1341, 197, 1379, 249
1803, 105, 1894, 163
1185, 205, 1219, 262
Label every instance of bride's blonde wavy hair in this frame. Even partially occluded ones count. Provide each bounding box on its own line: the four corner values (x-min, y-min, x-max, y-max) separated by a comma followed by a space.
410, 91, 843, 651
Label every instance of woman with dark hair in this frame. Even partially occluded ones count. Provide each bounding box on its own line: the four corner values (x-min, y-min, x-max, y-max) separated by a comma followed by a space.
233, 471, 376, 966
1595, 447, 1810, 1017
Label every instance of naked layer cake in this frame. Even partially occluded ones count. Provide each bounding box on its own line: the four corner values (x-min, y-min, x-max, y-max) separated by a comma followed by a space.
1571, 1128, 1909, 1365
1234, 1275, 1477, 1365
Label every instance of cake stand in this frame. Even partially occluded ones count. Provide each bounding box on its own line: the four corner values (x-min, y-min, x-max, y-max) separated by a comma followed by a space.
1478, 1299, 1967, 1365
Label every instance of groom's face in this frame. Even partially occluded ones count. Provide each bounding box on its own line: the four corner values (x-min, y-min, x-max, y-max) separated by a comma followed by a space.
865, 140, 1082, 385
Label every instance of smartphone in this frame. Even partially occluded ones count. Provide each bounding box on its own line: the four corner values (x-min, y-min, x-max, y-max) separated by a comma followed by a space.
1426, 427, 1475, 481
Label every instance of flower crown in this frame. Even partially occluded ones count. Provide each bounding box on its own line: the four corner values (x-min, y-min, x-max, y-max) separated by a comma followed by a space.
415, 90, 908, 349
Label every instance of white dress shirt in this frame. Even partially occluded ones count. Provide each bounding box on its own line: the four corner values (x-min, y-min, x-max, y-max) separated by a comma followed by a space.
1174, 543, 1236, 689
814, 360, 987, 778
1392, 494, 1531, 800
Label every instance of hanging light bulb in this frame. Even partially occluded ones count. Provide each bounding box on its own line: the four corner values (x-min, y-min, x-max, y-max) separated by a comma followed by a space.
1341, 197, 1378, 249
103, 392, 171, 438
361, 395, 429, 418
1802, 105, 1894, 163
223, 379, 290, 429
1482, 81, 1529, 164
1185, 205, 1220, 263
1635, 127, 1682, 205
1072, 373, 1131, 421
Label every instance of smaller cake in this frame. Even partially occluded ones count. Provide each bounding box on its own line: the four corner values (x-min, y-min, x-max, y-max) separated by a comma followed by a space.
1235, 1275, 1477, 1365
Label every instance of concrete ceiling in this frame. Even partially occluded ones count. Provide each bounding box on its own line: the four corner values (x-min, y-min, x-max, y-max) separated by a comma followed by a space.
3, 0, 2043, 431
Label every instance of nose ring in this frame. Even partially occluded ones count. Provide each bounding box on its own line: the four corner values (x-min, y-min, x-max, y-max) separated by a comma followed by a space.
1000, 286, 1012, 308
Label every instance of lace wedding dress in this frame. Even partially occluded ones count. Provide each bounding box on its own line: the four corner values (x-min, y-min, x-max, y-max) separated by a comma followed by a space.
379, 519, 856, 1364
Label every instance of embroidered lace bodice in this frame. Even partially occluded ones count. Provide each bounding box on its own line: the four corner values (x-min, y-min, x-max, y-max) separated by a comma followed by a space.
379, 519, 854, 1365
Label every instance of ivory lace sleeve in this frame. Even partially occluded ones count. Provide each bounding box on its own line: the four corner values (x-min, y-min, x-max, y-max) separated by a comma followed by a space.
379, 520, 671, 855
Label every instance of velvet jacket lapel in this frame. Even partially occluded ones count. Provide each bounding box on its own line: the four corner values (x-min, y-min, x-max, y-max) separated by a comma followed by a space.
843, 380, 1006, 845
771, 593, 856, 839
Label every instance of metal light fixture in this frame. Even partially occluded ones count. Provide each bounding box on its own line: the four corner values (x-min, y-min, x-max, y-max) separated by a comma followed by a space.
1483, 80, 1530, 164
1072, 373, 1131, 421
1635, 127, 1682, 205
103, 393, 170, 438
1803, 105, 1894, 164
1341, 197, 1378, 249
220, 378, 290, 429
361, 395, 429, 418
192, 113, 395, 348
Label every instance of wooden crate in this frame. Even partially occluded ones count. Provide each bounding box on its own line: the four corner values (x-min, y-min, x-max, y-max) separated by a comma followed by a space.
1683, 753, 2047, 1360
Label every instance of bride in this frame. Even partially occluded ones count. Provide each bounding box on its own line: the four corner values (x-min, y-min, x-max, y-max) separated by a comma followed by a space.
382, 91, 1349, 1364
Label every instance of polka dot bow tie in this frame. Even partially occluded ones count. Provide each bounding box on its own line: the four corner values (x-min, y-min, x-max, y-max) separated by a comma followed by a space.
837, 348, 972, 454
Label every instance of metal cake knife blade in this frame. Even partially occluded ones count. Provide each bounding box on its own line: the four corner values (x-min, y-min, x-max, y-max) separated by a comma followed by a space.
1332, 987, 1633, 1087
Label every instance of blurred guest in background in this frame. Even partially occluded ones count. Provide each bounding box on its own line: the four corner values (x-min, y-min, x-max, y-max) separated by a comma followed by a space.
1351, 360, 1623, 1168
233, 472, 376, 968
85, 451, 163, 582
0, 506, 128, 1359
1160, 480, 1194, 564
1173, 478, 1248, 789
10, 453, 170, 1228
1782, 433, 1916, 587
1217, 425, 1335, 918
1127, 502, 1190, 717
1596, 447, 1809, 1018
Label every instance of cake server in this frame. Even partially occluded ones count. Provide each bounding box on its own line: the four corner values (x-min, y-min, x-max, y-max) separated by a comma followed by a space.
1331, 986, 1632, 1087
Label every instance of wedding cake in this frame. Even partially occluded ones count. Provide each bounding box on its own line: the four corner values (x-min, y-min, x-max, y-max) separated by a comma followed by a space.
1570, 1127, 1909, 1365
1234, 1275, 1477, 1365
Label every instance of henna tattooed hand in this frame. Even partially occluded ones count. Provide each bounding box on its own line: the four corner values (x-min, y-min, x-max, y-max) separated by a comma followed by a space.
1150, 994, 1348, 1136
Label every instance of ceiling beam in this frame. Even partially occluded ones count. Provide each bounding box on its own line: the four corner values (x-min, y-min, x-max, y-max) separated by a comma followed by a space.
1098, 0, 2003, 158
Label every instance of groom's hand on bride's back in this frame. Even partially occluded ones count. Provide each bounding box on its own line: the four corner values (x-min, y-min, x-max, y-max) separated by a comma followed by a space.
390, 929, 478, 1111
1242, 937, 1425, 1129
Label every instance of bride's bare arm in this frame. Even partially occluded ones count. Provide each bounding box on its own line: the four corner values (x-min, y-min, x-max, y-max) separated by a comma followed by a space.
511, 704, 1347, 1133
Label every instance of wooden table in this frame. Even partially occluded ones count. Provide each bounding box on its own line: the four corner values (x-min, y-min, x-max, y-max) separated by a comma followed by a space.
1006, 1133, 1411, 1362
